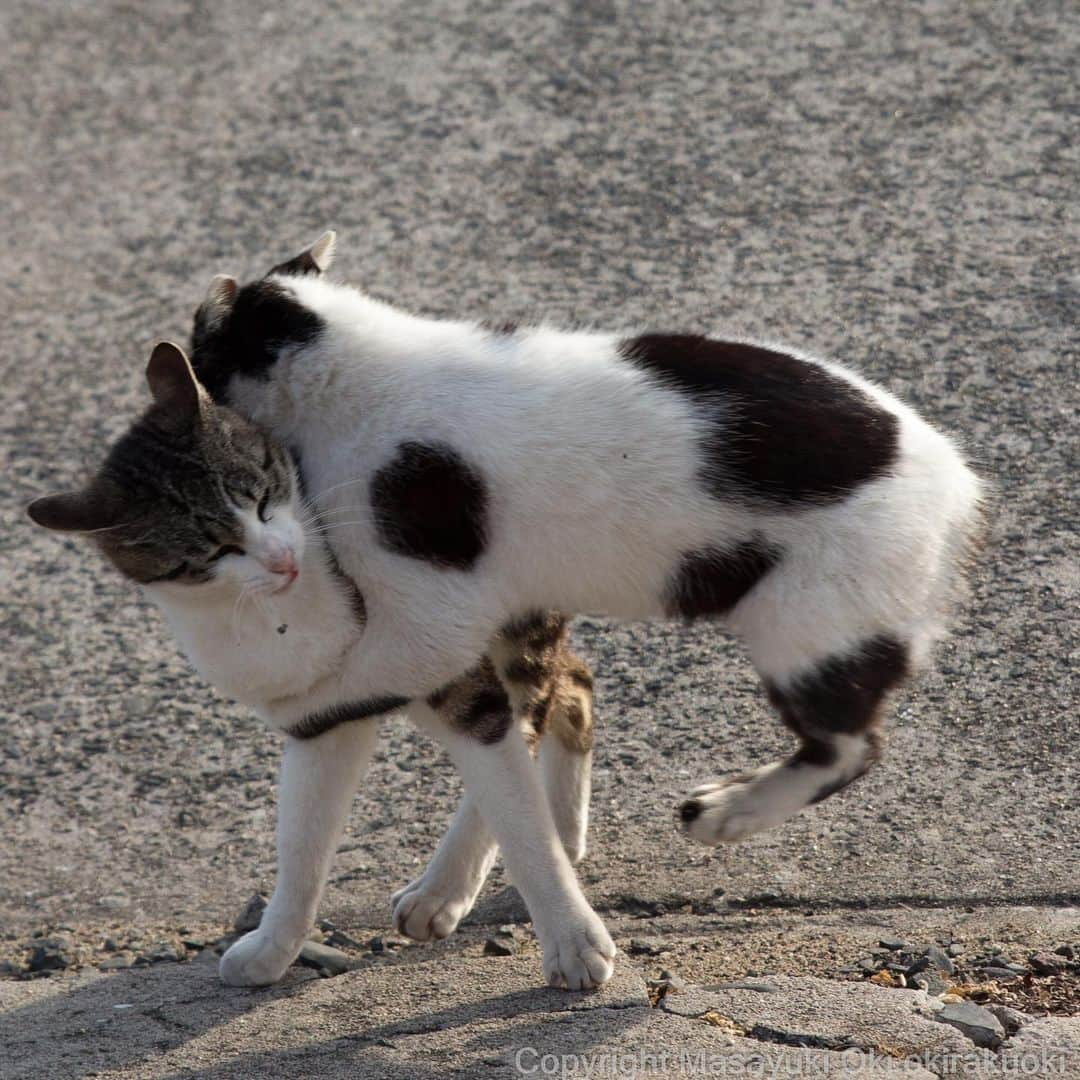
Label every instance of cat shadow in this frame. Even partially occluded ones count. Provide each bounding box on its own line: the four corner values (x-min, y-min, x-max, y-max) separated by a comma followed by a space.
0, 943, 648, 1080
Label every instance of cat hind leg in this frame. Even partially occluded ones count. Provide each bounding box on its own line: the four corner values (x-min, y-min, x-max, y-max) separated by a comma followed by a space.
679, 635, 909, 845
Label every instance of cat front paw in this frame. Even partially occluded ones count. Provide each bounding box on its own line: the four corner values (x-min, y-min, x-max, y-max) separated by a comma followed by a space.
219, 928, 298, 986
391, 877, 476, 942
538, 909, 617, 990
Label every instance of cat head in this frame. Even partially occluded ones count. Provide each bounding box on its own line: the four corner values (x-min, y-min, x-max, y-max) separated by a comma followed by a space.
28, 342, 306, 595
189, 232, 335, 404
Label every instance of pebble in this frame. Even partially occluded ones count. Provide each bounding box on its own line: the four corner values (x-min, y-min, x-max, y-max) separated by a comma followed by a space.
978, 966, 1023, 982
933, 1001, 1005, 1049
324, 929, 364, 951
233, 894, 267, 933
99, 953, 134, 971
878, 938, 907, 952
483, 937, 517, 957
988, 1004, 1033, 1035
28, 936, 73, 973
1029, 951, 1069, 976
138, 942, 184, 965
924, 944, 955, 975
297, 941, 354, 976
628, 938, 665, 956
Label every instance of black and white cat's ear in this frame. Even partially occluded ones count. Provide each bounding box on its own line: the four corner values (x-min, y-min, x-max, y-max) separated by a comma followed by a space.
198, 274, 238, 334
27, 482, 124, 533
268, 230, 337, 278
146, 341, 202, 419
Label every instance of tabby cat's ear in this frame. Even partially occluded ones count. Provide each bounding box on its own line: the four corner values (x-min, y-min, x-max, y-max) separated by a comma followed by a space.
146, 341, 202, 421
268, 230, 337, 278
27, 481, 124, 533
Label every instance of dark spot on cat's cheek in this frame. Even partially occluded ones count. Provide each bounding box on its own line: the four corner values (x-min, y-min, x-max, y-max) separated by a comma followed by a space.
190, 280, 324, 404
665, 539, 782, 619
619, 334, 899, 504
370, 442, 489, 569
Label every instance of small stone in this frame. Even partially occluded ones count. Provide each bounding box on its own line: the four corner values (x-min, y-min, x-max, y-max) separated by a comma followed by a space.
140, 942, 183, 964
483, 937, 516, 957
103, 937, 122, 952
946, 943, 965, 958
858, 957, 882, 973
297, 941, 354, 976
979, 966, 1023, 982
924, 944, 955, 974
324, 929, 363, 951
1053, 944, 1075, 960
233, 894, 267, 933
878, 938, 907, 952
368, 935, 393, 954
628, 938, 664, 956
1029, 951, 1069, 976
934, 1002, 1005, 1048
99, 954, 134, 971
28, 936, 73, 973
988, 1004, 1033, 1035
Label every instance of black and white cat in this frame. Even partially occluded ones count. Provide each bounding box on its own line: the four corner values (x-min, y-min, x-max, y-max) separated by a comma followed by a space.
32, 231, 983, 991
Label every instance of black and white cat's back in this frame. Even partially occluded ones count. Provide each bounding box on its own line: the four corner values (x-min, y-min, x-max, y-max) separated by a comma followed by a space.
191, 244, 980, 692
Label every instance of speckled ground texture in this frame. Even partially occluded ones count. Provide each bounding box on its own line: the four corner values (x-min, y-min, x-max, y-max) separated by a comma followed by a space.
1, 0, 1076, 1074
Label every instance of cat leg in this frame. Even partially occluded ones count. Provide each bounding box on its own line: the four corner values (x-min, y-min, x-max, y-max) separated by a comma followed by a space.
393, 635, 595, 940
490, 614, 595, 865
412, 693, 616, 990
391, 788, 497, 941
679, 635, 910, 844
220, 718, 379, 986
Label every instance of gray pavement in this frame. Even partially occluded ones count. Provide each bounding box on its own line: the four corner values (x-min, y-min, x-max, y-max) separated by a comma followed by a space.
1, 0, 1076, 1076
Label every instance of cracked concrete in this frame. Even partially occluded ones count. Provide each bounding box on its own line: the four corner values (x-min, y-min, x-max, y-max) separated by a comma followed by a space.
6, 952, 1077, 1079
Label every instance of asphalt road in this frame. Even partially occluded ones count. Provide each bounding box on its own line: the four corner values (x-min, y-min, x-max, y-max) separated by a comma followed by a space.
2, 0, 1076, 951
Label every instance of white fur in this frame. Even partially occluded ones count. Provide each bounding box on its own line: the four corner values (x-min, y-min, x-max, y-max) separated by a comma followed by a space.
220, 720, 378, 986
161, 266, 981, 989
224, 275, 979, 730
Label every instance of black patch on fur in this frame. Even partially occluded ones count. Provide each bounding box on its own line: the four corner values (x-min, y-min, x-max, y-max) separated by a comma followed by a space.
370, 442, 489, 570
500, 610, 568, 648
666, 539, 782, 619
269, 251, 322, 278
620, 334, 899, 504
766, 635, 910, 740
286, 695, 410, 740
483, 320, 519, 336
568, 665, 594, 692
503, 655, 546, 685
457, 684, 514, 744
792, 739, 838, 769
564, 701, 587, 732
190, 280, 324, 404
